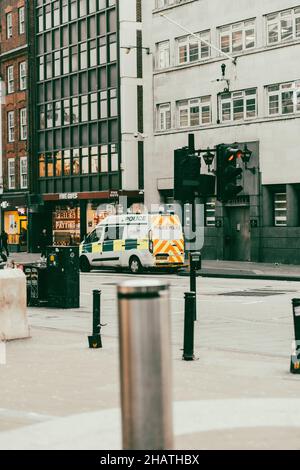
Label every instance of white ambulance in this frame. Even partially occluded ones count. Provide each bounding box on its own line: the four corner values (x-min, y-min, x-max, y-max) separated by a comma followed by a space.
79, 213, 184, 273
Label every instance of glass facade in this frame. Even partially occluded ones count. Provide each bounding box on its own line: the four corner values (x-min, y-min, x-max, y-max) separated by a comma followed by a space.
35, 0, 120, 195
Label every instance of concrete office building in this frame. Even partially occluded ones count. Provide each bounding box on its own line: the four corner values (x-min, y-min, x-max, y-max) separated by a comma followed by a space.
31, 0, 148, 248
143, 0, 300, 263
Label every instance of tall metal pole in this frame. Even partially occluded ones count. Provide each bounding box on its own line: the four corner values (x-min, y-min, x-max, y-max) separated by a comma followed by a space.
118, 280, 173, 450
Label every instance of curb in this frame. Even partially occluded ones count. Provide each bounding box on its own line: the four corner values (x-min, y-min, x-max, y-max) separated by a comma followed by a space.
177, 270, 300, 282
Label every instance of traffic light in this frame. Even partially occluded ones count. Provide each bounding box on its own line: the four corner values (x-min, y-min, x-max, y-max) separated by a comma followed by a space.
174, 147, 200, 201
216, 144, 243, 202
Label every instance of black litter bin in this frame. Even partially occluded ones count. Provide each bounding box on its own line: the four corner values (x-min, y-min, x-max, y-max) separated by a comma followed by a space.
46, 246, 80, 309
23, 264, 48, 306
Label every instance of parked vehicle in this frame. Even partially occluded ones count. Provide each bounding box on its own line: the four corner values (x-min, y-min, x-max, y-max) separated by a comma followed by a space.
79, 213, 185, 273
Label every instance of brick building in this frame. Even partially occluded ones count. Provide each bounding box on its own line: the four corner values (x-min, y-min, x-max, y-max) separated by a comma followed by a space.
0, 0, 33, 252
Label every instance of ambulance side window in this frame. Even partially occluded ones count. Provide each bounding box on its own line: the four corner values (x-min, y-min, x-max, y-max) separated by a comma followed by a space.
87, 230, 99, 244
104, 225, 124, 241
126, 224, 147, 240
96, 226, 104, 241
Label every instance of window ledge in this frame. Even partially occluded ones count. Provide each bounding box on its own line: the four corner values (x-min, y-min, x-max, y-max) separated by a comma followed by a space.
154, 113, 300, 136
154, 38, 300, 75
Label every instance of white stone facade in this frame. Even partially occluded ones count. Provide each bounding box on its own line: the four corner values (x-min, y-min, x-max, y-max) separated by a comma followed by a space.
143, 0, 300, 205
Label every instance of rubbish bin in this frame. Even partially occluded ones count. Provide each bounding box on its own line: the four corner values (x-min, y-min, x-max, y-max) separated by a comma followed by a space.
23, 263, 48, 307
46, 246, 80, 309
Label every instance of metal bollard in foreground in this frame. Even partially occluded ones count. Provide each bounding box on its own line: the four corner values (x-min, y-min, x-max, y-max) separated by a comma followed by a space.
118, 280, 173, 450
183, 292, 196, 361
88, 290, 102, 349
290, 298, 300, 373
189, 252, 201, 321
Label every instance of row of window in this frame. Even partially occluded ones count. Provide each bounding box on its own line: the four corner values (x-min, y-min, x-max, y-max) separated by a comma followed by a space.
38, 118, 118, 151
157, 81, 300, 130
37, 10, 117, 49
38, 89, 117, 129
203, 192, 288, 227
156, 6, 300, 69
6, 62, 27, 94
38, 144, 118, 178
38, 36, 116, 81
7, 109, 27, 142
36, 0, 116, 33
7, 157, 28, 190
37, 65, 117, 104
6, 7, 25, 39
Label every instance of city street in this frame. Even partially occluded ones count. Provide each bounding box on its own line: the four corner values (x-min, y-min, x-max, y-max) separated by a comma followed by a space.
1, 270, 300, 450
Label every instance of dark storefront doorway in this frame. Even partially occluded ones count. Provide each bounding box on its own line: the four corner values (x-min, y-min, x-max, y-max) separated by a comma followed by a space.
225, 207, 250, 261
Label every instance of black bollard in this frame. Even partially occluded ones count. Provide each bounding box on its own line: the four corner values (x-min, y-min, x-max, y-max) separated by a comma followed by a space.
189, 252, 201, 321
88, 290, 102, 349
183, 292, 196, 361
290, 298, 300, 373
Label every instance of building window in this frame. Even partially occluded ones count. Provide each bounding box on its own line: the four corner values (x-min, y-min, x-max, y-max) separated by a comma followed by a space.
219, 19, 256, 54
7, 66, 14, 94
91, 146, 98, 173
19, 7, 25, 34
7, 111, 15, 142
205, 197, 216, 227
266, 8, 300, 45
6, 13, 13, 39
20, 156, 28, 189
274, 193, 287, 226
155, 0, 185, 8
8, 158, 15, 189
220, 89, 257, 122
81, 148, 89, 174
53, 1, 60, 27
156, 41, 170, 69
267, 81, 300, 116
20, 108, 27, 140
157, 103, 171, 131
19, 62, 27, 90
177, 31, 210, 65
177, 96, 211, 128
55, 151, 62, 177
39, 154, 45, 177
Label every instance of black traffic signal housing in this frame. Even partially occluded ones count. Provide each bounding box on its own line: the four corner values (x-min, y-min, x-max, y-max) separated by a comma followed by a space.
217, 144, 243, 202
174, 147, 200, 201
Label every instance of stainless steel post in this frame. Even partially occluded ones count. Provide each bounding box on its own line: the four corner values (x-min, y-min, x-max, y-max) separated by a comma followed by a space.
117, 280, 173, 450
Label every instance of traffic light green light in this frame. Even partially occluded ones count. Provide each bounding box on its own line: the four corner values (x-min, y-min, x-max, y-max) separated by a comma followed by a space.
216, 144, 243, 202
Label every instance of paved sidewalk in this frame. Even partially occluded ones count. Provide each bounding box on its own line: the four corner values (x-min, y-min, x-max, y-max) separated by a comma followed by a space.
183, 259, 300, 281
1, 271, 300, 449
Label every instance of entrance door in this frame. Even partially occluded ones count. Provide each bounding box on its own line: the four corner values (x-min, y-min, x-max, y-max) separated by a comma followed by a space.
226, 207, 250, 261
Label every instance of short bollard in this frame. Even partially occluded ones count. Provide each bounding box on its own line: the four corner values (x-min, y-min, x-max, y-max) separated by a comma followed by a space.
88, 290, 102, 349
118, 280, 173, 450
183, 292, 196, 361
189, 252, 201, 321
290, 298, 300, 373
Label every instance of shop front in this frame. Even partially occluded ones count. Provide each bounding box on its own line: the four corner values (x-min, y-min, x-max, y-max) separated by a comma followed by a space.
0, 195, 28, 252
43, 191, 144, 247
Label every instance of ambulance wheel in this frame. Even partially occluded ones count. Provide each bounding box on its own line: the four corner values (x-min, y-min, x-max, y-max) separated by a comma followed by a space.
129, 256, 142, 274
80, 256, 91, 273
